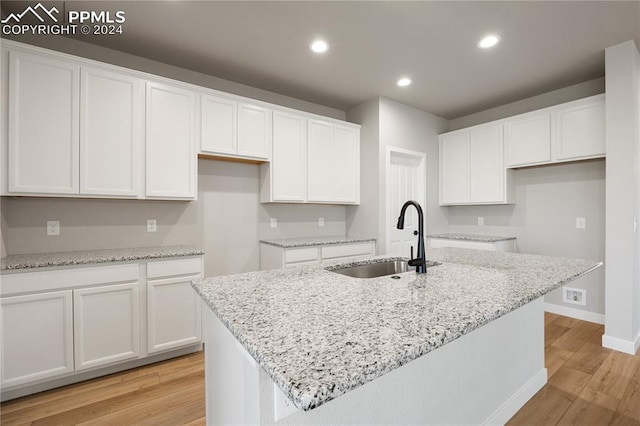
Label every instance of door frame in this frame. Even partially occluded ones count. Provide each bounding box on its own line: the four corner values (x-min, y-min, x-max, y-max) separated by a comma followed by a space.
385, 146, 427, 255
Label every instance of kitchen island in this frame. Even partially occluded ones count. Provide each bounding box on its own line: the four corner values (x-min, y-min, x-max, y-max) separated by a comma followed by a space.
192, 248, 601, 425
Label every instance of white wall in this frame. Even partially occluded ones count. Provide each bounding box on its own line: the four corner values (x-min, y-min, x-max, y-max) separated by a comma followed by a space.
345, 99, 380, 242
346, 98, 448, 254
603, 40, 640, 354
447, 161, 605, 318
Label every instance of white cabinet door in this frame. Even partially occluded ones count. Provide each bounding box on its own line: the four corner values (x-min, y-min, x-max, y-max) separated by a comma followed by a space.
8, 50, 79, 194
199, 94, 237, 155
147, 276, 202, 354
146, 82, 196, 200
307, 119, 334, 202
332, 125, 360, 204
73, 282, 140, 370
505, 112, 551, 167
439, 131, 469, 205
237, 103, 270, 159
80, 67, 143, 197
1, 290, 74, 387
469, 124, 504, 203
271, 111, 306, 201
556, 95, 605, 161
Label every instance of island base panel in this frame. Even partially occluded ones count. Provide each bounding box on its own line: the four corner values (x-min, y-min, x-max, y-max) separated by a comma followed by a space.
203, 297, 546, 425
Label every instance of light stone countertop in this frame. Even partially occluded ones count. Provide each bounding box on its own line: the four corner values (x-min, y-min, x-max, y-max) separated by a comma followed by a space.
0, 245, 204, 271
427, 233, 516, 242
192, 248, 601, 412
260, 235, 376, 248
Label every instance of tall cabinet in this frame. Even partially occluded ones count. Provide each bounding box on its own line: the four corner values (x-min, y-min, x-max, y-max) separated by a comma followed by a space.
80, 67, 144, 197
145, 82, 196, 200
8, 50, 79, 194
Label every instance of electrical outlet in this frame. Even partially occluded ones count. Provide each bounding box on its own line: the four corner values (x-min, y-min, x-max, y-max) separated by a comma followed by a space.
270, 218, 277, 228
147, 219, 157, 232
478, 217, 484, 226
47, 221, 60, 236
576, 217, 586, 229
319, 217, 324, 227
563, 287, 586, 306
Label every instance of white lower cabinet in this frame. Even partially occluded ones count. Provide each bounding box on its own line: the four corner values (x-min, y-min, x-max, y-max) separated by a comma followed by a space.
0, 290, 74, 387
74, 282, 140, 371
147, 258, 202, 354
260, 241, 376, 270
0, 255, 203, 397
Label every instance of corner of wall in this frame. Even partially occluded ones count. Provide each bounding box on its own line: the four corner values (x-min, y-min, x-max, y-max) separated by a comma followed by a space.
1, 198, 8, 257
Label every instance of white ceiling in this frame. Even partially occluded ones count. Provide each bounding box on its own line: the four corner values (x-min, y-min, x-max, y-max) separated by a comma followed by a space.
4, 1, 640, 119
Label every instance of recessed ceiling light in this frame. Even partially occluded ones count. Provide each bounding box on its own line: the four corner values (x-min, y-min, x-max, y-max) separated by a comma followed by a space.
397, 77, 412, 87
478, 34, 501, 49
310, 40, 329, 53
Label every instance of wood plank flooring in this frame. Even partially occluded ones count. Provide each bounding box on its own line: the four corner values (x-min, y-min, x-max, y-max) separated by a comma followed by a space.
2, 314, 640, 425
509, 313, 640, 425
0, 351, 205, 426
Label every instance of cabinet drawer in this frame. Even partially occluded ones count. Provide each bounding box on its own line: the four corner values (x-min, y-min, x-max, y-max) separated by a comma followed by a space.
147, 257, 202, 279
321, 242, 374, 260
1, 264, 139, 296
284, 248, 319, 264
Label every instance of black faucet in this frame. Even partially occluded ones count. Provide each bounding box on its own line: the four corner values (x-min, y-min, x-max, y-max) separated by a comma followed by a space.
396, 200, 426, 273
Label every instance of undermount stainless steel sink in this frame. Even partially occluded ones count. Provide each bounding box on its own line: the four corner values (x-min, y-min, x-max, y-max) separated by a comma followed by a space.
329, 259, 439, 279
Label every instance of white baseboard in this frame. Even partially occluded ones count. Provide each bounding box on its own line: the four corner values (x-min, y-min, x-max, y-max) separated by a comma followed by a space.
544, 303, 605, 325
602, 332, 640, 355
483, 368, 547, 425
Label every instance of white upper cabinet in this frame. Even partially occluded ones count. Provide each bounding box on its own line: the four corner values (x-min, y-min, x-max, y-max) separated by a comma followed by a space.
80, 67, 144, 197
331, 125, 360, 203
307, 119, 334, 202
146, 82, 196, 200
199, 94, 237, 156
8, 50, 79, 194
268, 111, 307, 202
470, 125, 505, 203
237, 103, 271, 159
556, 96, 605, 161
439, 131, 469, 205
307, 120, 360, 204
505, 94, 605, 168
505, 112, 551, 167
262, 114, 360, 205
440, 123, 514, 206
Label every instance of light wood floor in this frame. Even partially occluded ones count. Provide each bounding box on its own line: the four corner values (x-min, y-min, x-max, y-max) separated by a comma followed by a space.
2, 313, 640, 425
509, 313, 640, 425
0, 351, 205, 426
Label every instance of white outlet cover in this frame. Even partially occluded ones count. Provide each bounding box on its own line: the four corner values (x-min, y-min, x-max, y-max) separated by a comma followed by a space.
47, 221, 60, 236
319, 217, 324, 227
563, 286, 586, 306
147, 219, 157, 232
271, 218, 277, 228
478, 217, 484, 226
576, 217, 586, 229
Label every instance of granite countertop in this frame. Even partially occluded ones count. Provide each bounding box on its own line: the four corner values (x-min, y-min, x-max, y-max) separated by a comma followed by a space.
260, 235, 376, 248
192, 248, 601, 412
427, 233, 516, 242
0, 245, 204, 271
